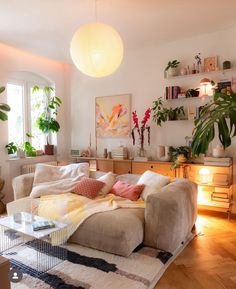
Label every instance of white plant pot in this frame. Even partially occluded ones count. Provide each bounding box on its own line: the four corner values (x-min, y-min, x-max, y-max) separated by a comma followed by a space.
168, 67, 178, 77
17, 149, 25, 158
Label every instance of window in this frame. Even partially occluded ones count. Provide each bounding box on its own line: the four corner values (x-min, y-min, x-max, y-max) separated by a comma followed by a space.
29, 86, 46, 149
7, 83, 24, 144
7, 73, 52, 150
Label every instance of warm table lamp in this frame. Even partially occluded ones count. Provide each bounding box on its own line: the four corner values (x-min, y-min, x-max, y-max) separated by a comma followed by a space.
200, 78, 211, 96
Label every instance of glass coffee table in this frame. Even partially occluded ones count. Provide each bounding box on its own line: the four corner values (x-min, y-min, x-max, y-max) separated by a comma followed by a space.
0, 212, 68, 274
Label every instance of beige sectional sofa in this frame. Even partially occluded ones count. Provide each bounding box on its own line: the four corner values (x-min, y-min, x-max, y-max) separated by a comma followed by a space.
7, 171, 197, 257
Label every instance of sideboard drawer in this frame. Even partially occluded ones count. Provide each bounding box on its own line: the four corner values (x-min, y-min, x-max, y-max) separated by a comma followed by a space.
132, 162, 175, 178
114, 160, 132, 174
96, 159, 113, 172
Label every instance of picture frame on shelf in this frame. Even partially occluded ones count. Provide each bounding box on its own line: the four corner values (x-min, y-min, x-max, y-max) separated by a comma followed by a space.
204, 56, 218, 72
95, 94, 131, 138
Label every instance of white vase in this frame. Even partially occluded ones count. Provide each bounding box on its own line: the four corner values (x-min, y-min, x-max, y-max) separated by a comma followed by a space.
168, 67, 178, 77
157, 145, 171, 162
212, 144, 225, 158
180, 68, 187, 76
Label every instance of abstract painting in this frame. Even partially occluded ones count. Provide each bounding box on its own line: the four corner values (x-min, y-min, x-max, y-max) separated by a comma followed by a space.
96, 94, 131, 137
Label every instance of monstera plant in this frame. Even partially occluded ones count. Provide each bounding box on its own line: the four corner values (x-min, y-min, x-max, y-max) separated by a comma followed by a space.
191, 92, 236, 156
0, 86, 10, 121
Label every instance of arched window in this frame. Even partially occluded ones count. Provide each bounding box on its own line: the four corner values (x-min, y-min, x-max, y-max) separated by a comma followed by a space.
7, 72, 54, 150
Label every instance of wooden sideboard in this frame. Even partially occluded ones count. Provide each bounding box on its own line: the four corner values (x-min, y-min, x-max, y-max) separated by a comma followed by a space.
72, 157, 233, 216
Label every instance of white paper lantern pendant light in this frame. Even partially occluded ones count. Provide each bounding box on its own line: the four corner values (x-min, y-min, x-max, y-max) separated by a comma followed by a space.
70, 1, 124, 78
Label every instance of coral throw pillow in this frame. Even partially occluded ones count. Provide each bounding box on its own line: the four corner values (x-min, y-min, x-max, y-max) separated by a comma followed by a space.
111, 181, 145, 201
73, 178, 105, 199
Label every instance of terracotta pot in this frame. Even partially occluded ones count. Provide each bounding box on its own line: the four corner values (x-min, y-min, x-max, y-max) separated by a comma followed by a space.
44, 144, 54, 155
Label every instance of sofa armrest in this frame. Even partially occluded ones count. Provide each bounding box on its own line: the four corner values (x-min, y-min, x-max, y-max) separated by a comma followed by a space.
12, 173, 35, 200
144, 178, 197, 253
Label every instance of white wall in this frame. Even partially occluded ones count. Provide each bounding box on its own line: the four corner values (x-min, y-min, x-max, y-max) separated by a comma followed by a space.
70, 26, 236, 213
0, 43, 71, 203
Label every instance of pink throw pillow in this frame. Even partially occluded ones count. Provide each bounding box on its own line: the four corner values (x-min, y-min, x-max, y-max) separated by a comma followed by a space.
111, 181, 145, 201
73, 178, 105, 199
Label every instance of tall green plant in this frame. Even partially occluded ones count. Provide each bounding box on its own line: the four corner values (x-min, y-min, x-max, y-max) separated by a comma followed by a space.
191, 92, 236, 156
33, 85, 62, 145
0, 86, 10, 121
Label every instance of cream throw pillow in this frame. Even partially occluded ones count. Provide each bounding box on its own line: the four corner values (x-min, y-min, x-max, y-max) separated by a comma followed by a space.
98, 172, 116, 195
137, 170, 170, 200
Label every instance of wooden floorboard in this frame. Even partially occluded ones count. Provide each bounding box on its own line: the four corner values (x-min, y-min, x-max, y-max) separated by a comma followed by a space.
155, 212, 236, 289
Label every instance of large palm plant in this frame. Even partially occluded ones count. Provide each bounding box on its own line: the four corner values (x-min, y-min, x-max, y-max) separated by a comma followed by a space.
191, 92, 236, 156
0, 86, 10, 121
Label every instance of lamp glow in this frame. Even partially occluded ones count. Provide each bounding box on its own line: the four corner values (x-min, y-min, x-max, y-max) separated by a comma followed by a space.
70, 22, 124, 78
200, 78, 212, 96
199, 167, 212, 184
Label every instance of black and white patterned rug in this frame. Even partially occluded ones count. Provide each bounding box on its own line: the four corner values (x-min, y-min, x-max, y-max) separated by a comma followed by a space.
2, 235, 194, 289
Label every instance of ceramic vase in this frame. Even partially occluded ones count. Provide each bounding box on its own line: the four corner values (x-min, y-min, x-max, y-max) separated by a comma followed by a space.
168, 67, 178, 77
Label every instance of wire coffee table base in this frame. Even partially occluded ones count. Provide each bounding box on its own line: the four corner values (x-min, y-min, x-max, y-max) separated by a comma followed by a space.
0, 224, 67, 274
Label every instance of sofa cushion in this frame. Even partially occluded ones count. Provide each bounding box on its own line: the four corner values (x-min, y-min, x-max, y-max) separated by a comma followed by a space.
97, 172, 116, 195
111, 181, 145, 201
137, 170, 170, 200
116, 174, 141, 184
69, 208, 144, 257
73, 178, 105, 199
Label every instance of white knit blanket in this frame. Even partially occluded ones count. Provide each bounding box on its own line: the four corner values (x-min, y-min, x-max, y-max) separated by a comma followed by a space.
30, 163, 90, 198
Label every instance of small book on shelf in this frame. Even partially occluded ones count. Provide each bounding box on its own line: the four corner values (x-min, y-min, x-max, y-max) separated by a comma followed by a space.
32, 220, 55, 231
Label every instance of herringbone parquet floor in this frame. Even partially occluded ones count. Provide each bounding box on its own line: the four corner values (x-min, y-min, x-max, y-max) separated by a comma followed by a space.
155, 211, 236, 289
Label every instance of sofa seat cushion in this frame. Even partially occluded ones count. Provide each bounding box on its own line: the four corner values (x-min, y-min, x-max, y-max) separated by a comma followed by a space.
69, 208, 145, 257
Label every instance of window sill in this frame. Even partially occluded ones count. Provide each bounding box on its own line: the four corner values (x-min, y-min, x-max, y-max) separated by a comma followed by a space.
6, 155, 58, 164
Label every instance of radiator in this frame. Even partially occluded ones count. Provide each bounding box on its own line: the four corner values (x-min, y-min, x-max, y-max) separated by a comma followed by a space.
21, 161, 58, 174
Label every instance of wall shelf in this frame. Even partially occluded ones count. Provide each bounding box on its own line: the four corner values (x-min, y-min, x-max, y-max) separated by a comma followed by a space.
164, 95, 212, 102
165, 68, 236, 80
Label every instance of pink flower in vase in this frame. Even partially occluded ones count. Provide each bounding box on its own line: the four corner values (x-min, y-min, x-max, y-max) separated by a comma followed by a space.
131, 108, 151, 149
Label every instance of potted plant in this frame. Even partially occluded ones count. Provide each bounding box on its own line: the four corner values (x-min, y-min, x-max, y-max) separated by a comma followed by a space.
33, 85, 62, 155
5, 142, 18, 157
185, 88, 200, 98
167, 106, 185, 120
5, 133, 37, 158
170, 146, 191, 168
152, 97, 185, 124
165, 60, 180, 77
0, 86, 10, 121
191, 91, 236, 156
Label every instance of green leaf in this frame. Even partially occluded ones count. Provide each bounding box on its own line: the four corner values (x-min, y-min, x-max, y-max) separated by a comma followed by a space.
0, 86, 5, 94
0, 111, 8, 121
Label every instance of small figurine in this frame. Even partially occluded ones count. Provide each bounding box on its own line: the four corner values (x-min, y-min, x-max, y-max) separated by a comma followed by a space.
195, 53, 202, 73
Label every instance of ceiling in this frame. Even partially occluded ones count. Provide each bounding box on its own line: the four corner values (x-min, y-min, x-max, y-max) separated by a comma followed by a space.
1, 0, 236, 63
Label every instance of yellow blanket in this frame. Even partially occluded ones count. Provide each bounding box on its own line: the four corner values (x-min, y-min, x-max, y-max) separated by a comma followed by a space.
38, 193, 145, 245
